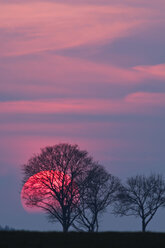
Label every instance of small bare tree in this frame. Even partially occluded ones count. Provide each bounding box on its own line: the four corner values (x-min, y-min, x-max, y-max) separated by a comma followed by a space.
22, 143, 94, 232
114, 174, 165, 232
73, 164, 121, 232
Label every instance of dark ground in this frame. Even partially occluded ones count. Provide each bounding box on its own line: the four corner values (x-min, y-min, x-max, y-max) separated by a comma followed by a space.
0, 231, 165, 248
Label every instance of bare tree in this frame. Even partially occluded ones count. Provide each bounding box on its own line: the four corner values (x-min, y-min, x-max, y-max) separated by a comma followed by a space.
114, 174, 165, 232
22, 143, 94, 232
73, 164, 121, 232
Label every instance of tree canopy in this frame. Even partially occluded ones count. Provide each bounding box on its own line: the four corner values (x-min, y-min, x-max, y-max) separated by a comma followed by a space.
22, 143, 94, 232
73, 164, 121, 232
114, 174, 165, 232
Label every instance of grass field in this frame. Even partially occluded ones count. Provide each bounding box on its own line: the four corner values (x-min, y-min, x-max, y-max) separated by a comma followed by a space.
0, 231, 165, 248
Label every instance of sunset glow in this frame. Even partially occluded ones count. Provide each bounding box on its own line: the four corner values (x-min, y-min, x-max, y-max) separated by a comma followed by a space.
0, 0, 165, 231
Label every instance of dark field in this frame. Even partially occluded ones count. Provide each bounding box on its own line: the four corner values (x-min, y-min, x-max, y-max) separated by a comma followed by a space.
0, 231, 165, 248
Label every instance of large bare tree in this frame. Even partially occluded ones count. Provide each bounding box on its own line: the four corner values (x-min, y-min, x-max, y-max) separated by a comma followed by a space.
114, 174, 165, 232
22, 143, 94, 232
73, 164, 121, 232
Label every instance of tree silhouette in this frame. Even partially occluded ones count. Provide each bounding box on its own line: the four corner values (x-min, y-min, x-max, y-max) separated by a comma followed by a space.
22, 143, 94, 232
114, 174, 165, 232
73, 164, 121, 232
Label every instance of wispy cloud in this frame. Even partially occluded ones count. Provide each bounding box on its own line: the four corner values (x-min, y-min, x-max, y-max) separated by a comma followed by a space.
134, 64, 165, 79
0, 0, 165, 183
0, 2, 157, 57
0, 92, 164, 115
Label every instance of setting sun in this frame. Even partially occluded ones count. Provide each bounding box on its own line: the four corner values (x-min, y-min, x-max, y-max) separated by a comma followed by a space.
21, 170, 79, 213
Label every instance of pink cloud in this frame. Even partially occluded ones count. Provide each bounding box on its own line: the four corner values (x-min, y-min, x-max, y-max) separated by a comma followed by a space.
125, 92, 165, 105
0, 2, 156, 57
0, 2, 164, 100
0, 133, 125, 171
134, 64, 165, 79
0, 92, 164, 116
0, 0, 165, 182
0, 54, 143, 98
0, 99, 133, 115
1, 55, 165, 100
0, 122, 122, 133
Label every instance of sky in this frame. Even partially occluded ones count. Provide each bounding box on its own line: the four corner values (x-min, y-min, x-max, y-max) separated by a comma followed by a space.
0, 0, 165, 232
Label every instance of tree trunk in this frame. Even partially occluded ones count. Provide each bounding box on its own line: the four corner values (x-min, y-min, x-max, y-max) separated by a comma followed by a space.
62, 207, 69, 232
89, 226, 94, 232
96, 219, 99, 232
142, 219, 146, 232
62, 216, 69, 232
62, 224, 68, 232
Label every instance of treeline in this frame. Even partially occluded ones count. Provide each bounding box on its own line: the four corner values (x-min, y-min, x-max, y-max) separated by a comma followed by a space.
0, 225, 14, 231
22, 143, 165, 232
